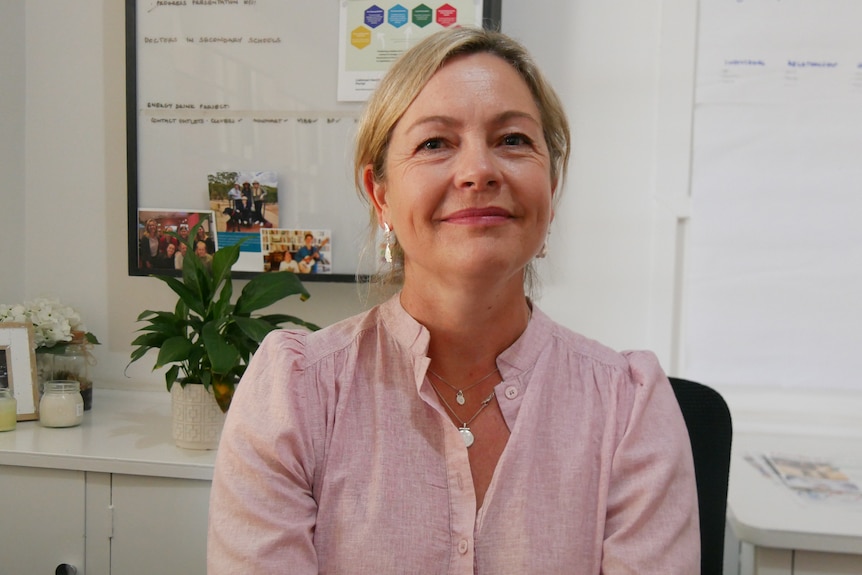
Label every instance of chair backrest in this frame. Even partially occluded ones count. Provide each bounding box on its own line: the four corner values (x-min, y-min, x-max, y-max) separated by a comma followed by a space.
668, 377, 733, 575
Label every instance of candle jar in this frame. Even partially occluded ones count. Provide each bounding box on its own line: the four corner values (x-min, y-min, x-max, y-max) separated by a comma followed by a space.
0, 388, 16, 432
39, 380, 84, 428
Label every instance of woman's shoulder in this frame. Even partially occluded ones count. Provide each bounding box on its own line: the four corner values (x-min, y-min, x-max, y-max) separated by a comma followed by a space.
532, 306, 665, 383
260, 303, 387, 367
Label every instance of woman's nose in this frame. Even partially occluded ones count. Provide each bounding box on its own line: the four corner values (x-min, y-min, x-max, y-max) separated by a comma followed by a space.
454, 141, 501, 191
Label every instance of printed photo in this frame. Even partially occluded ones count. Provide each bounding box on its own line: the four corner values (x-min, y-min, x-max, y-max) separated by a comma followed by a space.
261, 228, 332, 274
208, 171, 279, 258
136, 209, 217, 273
0, 347, 9, 389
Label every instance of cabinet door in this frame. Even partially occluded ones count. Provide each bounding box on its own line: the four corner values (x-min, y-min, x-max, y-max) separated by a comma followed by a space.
794, 550, 862, 575
0, 465, 86, 574
110, 474, 211, 575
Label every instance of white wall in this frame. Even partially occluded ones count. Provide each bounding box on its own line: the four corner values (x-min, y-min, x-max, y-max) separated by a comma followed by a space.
4, 0, 688, 391
504, 0, 697, 368
7, 0, 373, 391
0, 0, 26, 303
4, 0, 860, 430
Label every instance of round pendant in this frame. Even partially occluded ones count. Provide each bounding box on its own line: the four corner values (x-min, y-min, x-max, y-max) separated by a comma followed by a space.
459, 427, 475, 448
456, 391, 466, 405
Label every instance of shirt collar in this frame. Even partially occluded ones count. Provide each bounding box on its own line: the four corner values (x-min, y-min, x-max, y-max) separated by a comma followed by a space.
379, 293, 554, 382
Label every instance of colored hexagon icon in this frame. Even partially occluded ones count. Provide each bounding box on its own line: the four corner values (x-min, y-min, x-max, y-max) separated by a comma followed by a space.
412, 4, 433, 28
436, 3, 457, 27
351, 26, 371, 49
363, 5, 385, 29
388, 4, 409, 28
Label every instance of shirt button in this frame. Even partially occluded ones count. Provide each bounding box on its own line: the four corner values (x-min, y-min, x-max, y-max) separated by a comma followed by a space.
505, 386, 518, 399
458, 539, 469, 554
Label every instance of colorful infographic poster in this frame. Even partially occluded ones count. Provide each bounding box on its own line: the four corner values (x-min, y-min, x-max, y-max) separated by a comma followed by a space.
338, 0, 483, 101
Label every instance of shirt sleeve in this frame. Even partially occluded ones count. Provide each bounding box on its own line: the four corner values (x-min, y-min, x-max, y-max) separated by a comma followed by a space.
601, 351, 701, 574
207, 330, 322, 574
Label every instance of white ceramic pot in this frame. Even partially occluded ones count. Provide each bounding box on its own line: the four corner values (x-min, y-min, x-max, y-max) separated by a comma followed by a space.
171, 383, 226, 450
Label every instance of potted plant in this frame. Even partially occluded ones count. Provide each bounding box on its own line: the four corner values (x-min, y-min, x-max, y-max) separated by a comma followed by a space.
128, 223, 318, 447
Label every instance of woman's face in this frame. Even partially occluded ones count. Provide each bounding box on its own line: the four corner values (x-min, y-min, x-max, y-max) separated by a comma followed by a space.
366, 52, 554, 285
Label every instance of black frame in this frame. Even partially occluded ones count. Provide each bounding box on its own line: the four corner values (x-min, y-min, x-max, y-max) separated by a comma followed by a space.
125, 0, 501, 281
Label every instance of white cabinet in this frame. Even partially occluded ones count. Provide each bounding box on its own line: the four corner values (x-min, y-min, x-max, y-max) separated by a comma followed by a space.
0, 390, 217, 575
0, 467, 211, 575
0, 466, 86, 574
737, 544, 862, 575
110, 474, 211, 575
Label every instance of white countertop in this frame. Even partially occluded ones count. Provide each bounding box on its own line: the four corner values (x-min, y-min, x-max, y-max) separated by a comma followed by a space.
0, 388, 217, 480
728, 432, 862, 555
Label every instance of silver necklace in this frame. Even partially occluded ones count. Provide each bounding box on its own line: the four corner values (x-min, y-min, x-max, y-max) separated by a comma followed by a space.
427, 366, 498, 405
429, 383, 496, 448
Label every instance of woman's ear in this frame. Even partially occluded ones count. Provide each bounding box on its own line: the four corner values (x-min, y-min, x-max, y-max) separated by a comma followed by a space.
363, 164, 387, 227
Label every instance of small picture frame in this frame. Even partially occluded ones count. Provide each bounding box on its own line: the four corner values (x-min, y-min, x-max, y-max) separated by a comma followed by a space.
0, 322, 39, 421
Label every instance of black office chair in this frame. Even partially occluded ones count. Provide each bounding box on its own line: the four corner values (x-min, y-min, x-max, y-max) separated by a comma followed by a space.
668, 377, 733, 575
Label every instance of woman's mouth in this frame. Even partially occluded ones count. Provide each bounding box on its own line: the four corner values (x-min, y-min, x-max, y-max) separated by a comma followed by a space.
442, 207, 513, 225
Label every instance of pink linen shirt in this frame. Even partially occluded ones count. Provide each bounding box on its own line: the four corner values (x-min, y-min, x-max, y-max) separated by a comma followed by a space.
208, 296, 699, 574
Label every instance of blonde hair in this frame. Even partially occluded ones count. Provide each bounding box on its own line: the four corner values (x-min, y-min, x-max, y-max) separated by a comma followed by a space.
354, 27, 570, 289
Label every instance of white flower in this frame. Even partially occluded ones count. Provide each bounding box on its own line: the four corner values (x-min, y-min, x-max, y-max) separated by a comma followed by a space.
0, 297, 91, 349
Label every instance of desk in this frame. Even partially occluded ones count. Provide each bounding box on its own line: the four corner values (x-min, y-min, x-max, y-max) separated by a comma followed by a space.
727, 433, 862, 575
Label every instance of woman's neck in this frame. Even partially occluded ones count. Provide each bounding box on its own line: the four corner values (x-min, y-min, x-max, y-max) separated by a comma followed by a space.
400, 274, 531, 378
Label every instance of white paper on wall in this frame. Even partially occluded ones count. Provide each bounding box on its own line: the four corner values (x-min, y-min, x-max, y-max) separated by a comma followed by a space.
684, 0, 862, 390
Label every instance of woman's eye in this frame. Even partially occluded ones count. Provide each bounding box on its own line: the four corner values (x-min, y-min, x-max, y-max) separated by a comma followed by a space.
502, 133, 531, 146
421, 138, 446, 151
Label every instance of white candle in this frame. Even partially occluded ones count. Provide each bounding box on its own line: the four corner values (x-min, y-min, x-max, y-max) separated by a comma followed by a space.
39, 380, 84, 428
0, 388, 16, 431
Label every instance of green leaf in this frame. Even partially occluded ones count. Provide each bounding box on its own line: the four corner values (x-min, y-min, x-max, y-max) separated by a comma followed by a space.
36, 345, 72, 356
165, 364, 181, 391
136, 310, 186, 330
257, 313, 321, 332
202, 321, 240, 375
212, 274, 234, 321
212, 242, 243, 287
154, 274, 207, 318
136, 322, 185, 337
233, 316, 278, 344
235, 272, 310, 315
130, 332, 172, 348
180, 244, 210, 308
201, 370, 212, 391
155, 336, 194, 368
174, 298, 189, 320
128, 346, 151, 364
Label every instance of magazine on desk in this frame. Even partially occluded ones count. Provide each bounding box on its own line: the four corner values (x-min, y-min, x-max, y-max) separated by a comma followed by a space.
754, 453, 862, 503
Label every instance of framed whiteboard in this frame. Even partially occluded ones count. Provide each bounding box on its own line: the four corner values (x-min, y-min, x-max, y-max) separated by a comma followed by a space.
126, 0, 501, 281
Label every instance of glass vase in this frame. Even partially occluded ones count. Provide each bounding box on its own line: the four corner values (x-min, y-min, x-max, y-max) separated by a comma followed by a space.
53, 343, 93, 411
35, 352, 54, 397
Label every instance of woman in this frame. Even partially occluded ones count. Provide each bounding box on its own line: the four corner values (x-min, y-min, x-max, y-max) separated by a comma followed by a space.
138, 218, 163, 270
153, 241, 177, 270
208, 28, 699, 574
